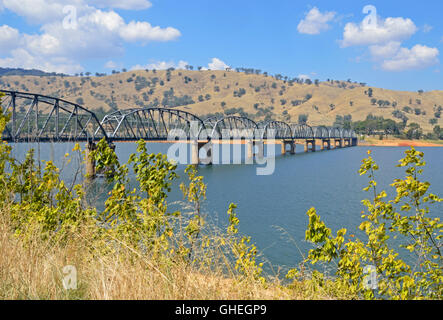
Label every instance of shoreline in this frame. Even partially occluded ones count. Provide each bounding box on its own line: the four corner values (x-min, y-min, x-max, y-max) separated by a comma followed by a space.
358, 139, 443, 147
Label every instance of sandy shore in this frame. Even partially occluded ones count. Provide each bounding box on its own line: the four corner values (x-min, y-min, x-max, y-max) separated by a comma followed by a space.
359, 139, 443, 147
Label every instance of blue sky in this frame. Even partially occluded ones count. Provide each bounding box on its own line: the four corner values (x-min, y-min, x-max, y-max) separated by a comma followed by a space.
0, 0, 442, 91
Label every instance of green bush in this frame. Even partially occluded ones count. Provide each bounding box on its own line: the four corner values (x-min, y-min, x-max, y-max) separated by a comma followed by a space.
288, 149, 442, 299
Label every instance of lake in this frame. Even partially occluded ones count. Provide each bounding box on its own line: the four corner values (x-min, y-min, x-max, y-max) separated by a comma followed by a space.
10, 142, 443, 274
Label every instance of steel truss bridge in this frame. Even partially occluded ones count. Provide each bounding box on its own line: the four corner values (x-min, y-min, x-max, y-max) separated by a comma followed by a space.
1, 90, 358, 146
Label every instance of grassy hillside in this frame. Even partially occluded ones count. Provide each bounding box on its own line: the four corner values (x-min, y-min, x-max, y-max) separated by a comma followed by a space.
0, 69, 442, 132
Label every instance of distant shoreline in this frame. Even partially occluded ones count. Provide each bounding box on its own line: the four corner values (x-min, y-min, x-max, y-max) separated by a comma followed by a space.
359, 139, 443, 147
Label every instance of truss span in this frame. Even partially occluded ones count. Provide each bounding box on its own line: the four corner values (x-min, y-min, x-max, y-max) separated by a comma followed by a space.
209, 116, 258, 140
259, 121, 293, 140
98, 107, 208, 141
0, 91, 358, 143
0, 90, 107, 142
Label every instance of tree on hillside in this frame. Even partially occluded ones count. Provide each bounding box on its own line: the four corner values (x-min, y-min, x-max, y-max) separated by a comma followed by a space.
298, 114, 308, 125
406, 123, 423, 140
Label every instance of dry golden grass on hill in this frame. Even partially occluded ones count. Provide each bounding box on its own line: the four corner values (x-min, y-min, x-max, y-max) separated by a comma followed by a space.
0, 69, 442, 132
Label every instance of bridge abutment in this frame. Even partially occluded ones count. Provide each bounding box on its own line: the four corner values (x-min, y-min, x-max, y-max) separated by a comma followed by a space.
352, 138, 358, 146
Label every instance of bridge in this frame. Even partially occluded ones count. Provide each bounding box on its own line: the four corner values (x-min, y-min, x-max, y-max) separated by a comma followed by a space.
1, 90, 358, 173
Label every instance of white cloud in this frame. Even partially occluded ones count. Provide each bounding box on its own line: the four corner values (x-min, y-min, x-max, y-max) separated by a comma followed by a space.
297, 7, 336, 35
0, 48, 83, 74
381, 45, 439, 71
0, 24, 19, 53
0, 1, 181, 73
132, 58, 230, 72
0, 0, 69, 24
422, 24, 433, 33
90, 0, 152, 10
207, 58, 230, 70
341, 16, 417, 47
369, 41, 402, 60
369, 41, 439, 71
340, 13, 438, 71
0, 0, 152, 23
120, 21, 181, 43
104, 60, 118, 69
131, 60, 189, 71
298, 74, 311, 81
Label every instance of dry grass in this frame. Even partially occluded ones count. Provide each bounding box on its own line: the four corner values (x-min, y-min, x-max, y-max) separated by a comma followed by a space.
359, 137, 443, 147
0, 206, 354, 300
1, 70, 442, 132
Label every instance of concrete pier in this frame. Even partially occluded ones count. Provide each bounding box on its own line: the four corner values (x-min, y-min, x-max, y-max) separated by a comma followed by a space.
321, 139, 331, 151
247, 139, 254, 160
281, 140, 296, 155
191, 140, 212, 165
334, 139, 343, 149
246, 140, 264, 160
305, 140, 316, 152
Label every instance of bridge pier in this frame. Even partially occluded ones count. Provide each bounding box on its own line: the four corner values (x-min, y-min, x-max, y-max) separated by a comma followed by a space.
85, 141, 96, 179
321, 139, 331, 151
305, 139, 316, 152
281, 140, 295, 155
247, 140, 264, 160
247, 139, 254, 160
334, 139, 343, 149
191, 140, 212, 165
344, 138, 351, 147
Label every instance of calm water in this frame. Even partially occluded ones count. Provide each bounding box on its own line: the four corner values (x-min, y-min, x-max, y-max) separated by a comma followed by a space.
10, 142, 443, 273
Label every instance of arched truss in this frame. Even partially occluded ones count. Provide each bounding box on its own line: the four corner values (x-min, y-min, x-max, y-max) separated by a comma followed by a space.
313, 126, 330, 139
342, 129, 351, 139
201, 116, 220, 130
98, 107, 208, 141
258, 121, 293, 140
0, 90, 107, 142
0, 90, 358, 143
210, 116, 258, 140
291, 124, 314, 139
329, 127, 343, 139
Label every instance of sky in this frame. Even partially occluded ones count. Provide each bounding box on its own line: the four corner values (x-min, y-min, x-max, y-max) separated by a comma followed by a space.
0, 0, 442, 91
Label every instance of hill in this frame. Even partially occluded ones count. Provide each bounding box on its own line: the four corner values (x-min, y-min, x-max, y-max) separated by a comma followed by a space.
0, 67, 66, 77
0, 69, 442, 132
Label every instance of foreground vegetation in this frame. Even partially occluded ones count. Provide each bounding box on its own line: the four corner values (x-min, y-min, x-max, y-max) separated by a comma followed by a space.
0, 98, 441, 300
